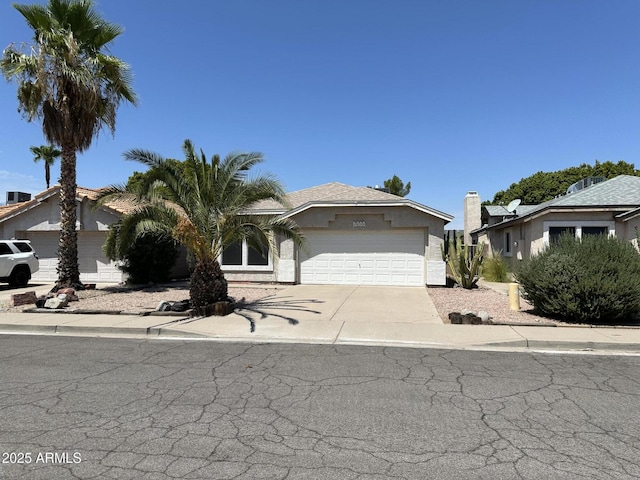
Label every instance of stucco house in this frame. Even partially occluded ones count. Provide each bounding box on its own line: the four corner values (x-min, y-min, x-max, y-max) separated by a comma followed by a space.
1, 181, 452, 286
223, 182, 452, 286
467, 175, 640, 260
0, 185, 133, 283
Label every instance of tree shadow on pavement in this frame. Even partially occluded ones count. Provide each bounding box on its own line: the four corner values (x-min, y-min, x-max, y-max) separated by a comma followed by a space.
234, 294, 323, 333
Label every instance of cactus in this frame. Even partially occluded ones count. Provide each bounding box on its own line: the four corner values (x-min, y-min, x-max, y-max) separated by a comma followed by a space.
441, 232, 485, 289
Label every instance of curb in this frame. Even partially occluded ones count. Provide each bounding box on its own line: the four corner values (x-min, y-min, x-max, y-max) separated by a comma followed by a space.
2, 323, 640, 353
21, 308, 190, 317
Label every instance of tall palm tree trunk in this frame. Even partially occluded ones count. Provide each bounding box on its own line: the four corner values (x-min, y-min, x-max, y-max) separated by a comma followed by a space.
45, 164, 51, 189
57, 145, 81, 289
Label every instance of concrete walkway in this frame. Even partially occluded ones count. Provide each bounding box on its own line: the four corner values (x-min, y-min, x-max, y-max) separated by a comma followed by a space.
1, 284, 640, 353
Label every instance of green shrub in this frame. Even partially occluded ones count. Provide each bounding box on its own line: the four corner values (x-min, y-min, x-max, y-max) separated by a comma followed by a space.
481, 250, 511, 282
115, 233, 179, 284
515, 233, 640, 323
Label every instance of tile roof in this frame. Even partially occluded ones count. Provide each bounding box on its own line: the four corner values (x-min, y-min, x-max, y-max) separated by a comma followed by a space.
0, 185, 135, 222
75, 187, 138, 215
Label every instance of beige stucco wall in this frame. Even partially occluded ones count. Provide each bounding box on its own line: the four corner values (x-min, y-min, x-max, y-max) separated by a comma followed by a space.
486, 210, 637, 264
223, 205, 448, 285
1, 197, 119, 237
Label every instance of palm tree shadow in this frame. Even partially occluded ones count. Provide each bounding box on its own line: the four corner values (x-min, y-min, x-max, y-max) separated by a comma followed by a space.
234, 294, 323, 333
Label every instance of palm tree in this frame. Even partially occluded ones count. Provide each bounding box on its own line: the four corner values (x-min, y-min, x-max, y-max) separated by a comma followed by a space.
30, 145, 61, 189
1, 0, 137, 289
98, 139, 305, 316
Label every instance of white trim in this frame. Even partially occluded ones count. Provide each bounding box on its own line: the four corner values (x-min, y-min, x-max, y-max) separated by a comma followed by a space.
542, 220, 615, 246
220, 239, 273, 272
280, 200, 454, 223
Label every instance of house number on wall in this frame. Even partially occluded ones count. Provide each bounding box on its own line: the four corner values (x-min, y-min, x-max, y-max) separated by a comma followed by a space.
352, 220, 366, 228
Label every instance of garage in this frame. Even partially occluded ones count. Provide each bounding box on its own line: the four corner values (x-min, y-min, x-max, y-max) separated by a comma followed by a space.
21, 231, 123, 283
300, 230, 425, 286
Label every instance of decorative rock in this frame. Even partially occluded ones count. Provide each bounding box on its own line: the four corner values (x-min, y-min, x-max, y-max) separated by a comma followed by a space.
170, 300, 190, 312
57, 288, 79, 302
156, 301, 172, 312
44, 297, 68, 309
465, 314, 482, 325
448, 311, 482, 325
10, 291, 37, 307
477, 311, 491, 323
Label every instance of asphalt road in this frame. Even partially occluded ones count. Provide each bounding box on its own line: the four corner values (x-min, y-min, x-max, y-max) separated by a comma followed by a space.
0, 336, 639, 480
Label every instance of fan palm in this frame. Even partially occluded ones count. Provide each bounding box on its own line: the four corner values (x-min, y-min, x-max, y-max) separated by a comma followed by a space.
30, 145, 61, 188
97, 139, 305, 315
1, 0, 137, 289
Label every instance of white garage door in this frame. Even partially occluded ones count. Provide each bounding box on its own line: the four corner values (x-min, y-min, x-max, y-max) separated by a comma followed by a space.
300, 230, 425, 286
21, 232, 124, 283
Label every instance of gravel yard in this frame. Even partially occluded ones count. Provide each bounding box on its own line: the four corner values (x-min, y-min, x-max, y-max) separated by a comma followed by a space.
427, 284, 560, 326
0, 282, 282, 314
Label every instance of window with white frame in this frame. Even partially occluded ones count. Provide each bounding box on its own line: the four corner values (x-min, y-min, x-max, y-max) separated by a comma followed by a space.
543, 221, 614, 246
220, 240, 272, 270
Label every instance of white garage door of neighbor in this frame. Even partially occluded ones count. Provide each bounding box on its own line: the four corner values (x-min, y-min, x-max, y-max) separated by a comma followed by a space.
23, 232, 123, 283
300, 230, 425, 286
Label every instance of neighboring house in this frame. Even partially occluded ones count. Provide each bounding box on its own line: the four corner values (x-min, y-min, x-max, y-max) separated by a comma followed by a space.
224, 182, 453, 286
1, 181, 453, 286
0, 185, 133, 283
467, 175, 640, 261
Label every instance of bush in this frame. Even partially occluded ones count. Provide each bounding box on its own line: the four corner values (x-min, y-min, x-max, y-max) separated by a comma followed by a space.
116, 233, 179, 284
481, 251, 510, 282
515, 234, 640, 323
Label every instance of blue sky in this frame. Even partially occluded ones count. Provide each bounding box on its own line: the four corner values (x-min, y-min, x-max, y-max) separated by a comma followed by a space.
1, 0, 639, 229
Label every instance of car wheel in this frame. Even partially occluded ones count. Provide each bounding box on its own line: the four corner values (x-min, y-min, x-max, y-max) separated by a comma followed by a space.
9, 268, 30, 288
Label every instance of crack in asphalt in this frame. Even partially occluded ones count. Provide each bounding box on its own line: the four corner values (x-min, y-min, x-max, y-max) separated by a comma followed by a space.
0, 337, 639, 479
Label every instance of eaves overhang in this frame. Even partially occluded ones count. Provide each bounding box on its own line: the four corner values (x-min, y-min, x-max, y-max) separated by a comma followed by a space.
277, 200, 454, 223
484, 205, 639, 230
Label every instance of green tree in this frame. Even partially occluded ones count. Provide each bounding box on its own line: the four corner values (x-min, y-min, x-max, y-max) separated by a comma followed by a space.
97, 139, 306, 316
30, 144, 61, 189
383, 175, 411, 197
1, 0, 137, 289
487, 160, 639, 205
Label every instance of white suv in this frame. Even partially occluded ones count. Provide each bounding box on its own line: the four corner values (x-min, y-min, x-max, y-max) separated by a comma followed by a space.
0, 239, 40, 287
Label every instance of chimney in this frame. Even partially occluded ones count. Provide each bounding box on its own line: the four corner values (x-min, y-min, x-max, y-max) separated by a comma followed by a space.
464, 191, 481, 245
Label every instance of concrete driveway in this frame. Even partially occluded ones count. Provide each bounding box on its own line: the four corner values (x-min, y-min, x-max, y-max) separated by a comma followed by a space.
164, 284, 444, 343
242, 284, 443, 324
